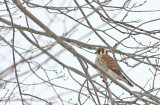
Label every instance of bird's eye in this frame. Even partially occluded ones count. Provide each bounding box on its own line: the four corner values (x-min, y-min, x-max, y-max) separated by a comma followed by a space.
99, 49, 104, 54
98, 49, 100, 54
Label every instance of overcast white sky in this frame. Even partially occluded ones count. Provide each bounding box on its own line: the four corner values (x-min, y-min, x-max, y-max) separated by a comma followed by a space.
0, 0, 160, 105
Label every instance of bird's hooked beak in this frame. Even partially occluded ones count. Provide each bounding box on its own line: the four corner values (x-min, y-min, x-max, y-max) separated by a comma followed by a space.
95, 51, 97, 54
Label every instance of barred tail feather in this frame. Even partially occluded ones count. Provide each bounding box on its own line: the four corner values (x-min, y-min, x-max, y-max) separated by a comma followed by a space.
122, 76, 134, 87
126, 80, 134, 87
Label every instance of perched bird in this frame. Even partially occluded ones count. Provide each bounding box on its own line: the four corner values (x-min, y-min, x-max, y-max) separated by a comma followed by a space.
95, 48, 133, 87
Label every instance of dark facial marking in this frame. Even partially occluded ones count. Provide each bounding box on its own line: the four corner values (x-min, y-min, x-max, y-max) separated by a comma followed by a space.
102, 48, 104, 53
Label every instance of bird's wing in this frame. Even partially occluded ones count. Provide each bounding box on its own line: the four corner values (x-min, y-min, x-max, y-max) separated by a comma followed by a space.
102, 54, 134, 87
102, 54, 123, 76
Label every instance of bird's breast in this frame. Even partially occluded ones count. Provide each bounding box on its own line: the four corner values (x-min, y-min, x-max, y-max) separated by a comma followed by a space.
95, 56, 108, 70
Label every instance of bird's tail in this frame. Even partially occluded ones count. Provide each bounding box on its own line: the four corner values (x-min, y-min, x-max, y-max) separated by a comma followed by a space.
121, 76, 134, 87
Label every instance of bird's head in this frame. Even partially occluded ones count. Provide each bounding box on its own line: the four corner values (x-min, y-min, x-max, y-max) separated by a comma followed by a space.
95, 48, 108, 55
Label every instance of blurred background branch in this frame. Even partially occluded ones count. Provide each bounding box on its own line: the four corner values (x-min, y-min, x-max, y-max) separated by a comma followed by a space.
0, 0, 160, 105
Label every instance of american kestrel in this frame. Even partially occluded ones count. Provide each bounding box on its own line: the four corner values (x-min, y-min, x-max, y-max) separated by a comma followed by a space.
95, 48, 133, 87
